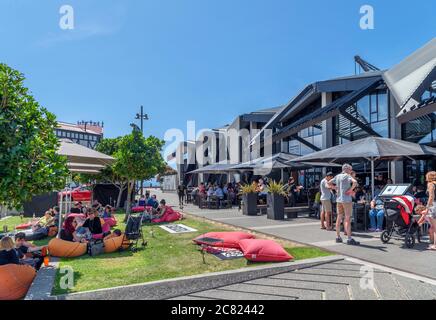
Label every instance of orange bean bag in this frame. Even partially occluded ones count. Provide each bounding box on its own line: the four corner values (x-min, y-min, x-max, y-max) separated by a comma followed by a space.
0, 264, 36, 300
104, 234, 125, 253
48, 238, 87, 258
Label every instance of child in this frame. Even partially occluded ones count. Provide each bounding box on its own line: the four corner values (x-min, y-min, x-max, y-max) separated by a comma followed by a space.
415, 205, 436, 250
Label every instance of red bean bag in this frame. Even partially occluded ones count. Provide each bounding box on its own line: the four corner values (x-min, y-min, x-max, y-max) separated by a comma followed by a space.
152, 207, 182, 223
16, 223, 32, 230
131, 206, 145, 213
103, 217, 117, 227
193, 232, 255, 249
238, 239, 293, 262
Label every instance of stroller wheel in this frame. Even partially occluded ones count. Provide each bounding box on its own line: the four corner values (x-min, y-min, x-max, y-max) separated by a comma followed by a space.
405, 234, 415, 248
380, 230, 391, 244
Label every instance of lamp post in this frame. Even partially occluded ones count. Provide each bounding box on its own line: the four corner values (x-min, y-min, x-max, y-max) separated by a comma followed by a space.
134, 106, 149, 195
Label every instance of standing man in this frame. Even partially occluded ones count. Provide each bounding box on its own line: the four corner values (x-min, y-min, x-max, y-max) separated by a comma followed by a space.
177, 183, 187, 209
329, 164, 359, 245
320, 172, 334, 230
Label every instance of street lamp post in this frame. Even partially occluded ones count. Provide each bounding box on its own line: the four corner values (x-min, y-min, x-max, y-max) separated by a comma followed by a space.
135, 106, 149, 196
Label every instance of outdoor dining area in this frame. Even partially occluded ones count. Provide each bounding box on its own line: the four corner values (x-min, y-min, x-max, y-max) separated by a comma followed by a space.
181, 137, 436, 232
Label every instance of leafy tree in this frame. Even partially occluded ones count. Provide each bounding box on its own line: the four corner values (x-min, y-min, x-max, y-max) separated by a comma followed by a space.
114, 129, 166, 220
0, 63, 68, 208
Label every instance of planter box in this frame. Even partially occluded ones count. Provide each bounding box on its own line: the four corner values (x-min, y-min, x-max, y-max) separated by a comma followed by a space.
242, 193, 258, 216
267, 193, 285, 220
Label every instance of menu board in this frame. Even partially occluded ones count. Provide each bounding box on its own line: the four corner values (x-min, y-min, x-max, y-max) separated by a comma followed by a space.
379, 184, 411, 197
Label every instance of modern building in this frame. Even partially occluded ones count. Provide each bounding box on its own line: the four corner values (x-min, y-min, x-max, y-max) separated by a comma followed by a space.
55, 121, 104, 149
172, 38, 436, 187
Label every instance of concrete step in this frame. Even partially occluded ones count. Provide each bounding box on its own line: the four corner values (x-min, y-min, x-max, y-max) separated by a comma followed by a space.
247, 278, 350, 300
222, 283, 323, 300
190, 288, 297, 300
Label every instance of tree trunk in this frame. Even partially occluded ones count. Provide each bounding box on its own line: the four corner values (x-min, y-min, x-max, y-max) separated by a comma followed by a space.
124, 180, 134, 222
115, 182, 127, 208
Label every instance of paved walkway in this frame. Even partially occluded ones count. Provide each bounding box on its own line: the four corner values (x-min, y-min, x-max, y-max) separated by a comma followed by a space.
159, 190, 436, 280
170, 258, 436, 300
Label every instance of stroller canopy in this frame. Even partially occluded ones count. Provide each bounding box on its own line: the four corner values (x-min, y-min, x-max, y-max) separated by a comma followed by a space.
392, 195, 415, 214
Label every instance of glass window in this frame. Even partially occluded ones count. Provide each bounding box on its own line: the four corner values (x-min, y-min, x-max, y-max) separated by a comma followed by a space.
377, 91, 388, 121
371, 121, 388, 138
356, 95, 370, 124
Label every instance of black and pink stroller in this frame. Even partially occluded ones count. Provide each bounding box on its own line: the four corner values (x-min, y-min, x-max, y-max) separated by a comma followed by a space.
380, 195, 421, 248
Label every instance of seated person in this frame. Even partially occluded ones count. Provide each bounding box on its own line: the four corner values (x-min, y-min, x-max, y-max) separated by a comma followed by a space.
207, 186, 215, 201
14, 233, 44, 270
102, 205, 113, 219
104, 229, 122, 241
0, 236, 20, 266
82, 209, 103, 238
93, 199, 102, 209
154, 199, 183, 220
198, 183, 206, 195
138, 195, 147, 207
52, 206, 60, 227
214, 185, 225, 200
70, 202, 85, 214
368, 195, 385, 232
60, 216, 85, 243
147, 194, 159, 209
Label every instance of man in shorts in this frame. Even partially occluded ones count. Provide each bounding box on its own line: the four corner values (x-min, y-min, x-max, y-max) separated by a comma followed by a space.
320, 172, 334, 230
329, 164, 359, 245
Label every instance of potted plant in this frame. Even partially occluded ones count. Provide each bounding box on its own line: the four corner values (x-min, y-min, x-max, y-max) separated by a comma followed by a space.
266, 181, 287, 220
240, 184, 258, 216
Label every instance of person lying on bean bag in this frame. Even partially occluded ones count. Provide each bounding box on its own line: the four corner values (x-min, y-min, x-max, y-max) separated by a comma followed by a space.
152, 200, 183, 223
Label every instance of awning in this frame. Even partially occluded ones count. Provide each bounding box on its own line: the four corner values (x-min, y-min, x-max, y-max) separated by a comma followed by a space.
188, 163, 238, 174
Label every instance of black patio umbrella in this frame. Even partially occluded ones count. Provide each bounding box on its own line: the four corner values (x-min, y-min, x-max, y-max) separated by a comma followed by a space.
289, 136, 436, 196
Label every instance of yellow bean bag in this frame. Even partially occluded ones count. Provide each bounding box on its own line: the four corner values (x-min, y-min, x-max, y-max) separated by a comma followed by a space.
0, 264, 36, 300
48, 238, 87, 258
104, 234, 125, 253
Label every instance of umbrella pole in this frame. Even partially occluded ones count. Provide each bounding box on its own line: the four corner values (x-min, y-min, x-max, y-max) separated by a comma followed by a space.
371, 159, 375, 199
281, 169, 284, 183
57, 180, 65, 239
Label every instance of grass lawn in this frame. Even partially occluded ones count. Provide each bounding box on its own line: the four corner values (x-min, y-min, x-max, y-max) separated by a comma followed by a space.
1, 213, 332, 296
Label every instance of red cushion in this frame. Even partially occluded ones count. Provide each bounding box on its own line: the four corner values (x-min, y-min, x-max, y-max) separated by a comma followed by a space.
152, 207, 182, 223
16, 223, 32, 230
131, 206, 145, 213
238, 239, 293, 262
193, 232, 255, 249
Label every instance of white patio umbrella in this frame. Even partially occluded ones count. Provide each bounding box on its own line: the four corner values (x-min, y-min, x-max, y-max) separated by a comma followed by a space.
56, 139, 115, 238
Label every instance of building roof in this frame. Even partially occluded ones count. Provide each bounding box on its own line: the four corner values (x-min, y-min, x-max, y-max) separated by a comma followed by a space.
57, 122, 102, 135
382, 38, 436, 112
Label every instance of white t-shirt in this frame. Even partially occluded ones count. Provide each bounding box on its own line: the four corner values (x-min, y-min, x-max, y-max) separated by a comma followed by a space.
320, 178, 332, 201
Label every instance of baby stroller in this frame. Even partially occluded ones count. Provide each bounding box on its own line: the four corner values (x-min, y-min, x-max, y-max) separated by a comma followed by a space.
380, 195, 421, 248
124, 213, 147, 252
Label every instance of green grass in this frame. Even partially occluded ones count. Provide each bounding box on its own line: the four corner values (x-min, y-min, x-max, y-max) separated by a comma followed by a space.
1, 213, 332, 296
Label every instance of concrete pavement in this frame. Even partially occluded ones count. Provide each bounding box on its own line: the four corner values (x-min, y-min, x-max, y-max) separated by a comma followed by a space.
159, 190, 436, 280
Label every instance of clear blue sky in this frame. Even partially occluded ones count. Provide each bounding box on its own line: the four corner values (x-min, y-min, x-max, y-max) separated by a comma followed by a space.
1, 0, 435, 158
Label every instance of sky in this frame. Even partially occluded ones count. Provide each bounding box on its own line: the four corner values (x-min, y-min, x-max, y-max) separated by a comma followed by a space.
0, 0, 435, 159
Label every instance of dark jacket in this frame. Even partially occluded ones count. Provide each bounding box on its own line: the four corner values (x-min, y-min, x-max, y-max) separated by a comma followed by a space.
0, 249, 20, 266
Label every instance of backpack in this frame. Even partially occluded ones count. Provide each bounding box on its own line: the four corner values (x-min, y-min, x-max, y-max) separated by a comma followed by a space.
88, 239, 105, 256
